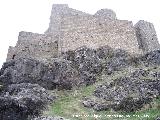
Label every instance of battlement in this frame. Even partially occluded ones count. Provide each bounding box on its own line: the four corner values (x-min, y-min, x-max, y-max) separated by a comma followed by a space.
6, 4, 160, 61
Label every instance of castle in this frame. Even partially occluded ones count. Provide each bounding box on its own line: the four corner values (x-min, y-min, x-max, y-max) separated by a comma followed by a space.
6, 4, 160, 61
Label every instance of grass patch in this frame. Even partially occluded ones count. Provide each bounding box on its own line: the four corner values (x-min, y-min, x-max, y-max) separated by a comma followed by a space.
44, 87, 160, 120
43, 66, 160, 120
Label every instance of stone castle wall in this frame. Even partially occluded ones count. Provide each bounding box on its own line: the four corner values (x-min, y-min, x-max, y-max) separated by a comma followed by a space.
94, 9, 117, 20
59, 15, 142, 55
7, 31, 58, 61
134, 20, 160, 53
45, 4, 90, 35
6, 4, 160, 61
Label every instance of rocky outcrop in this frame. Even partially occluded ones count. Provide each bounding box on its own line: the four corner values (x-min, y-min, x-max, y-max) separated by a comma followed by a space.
0, 58, 56, 89
0, 83, 56, 120
65, 46, 131, 73
1, 46, 160, 119
0, 58, 80, 90
141, 50, 160, 65
83, 67, 160, 112
1, 46, 133, 90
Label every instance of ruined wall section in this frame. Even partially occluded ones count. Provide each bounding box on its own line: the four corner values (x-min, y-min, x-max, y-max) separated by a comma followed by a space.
60, 15, 142, 55
134, 20, 160, 53
45, 4, 90, 35
7, 31, 58, 61
94, 9, 117, 20
45, 4, 91, 57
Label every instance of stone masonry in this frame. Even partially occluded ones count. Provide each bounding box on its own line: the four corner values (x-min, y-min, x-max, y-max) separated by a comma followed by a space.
59, 16, 140, 55
6, 4, 160, 61
7, 31, 58, 61
134, 20, 160, 53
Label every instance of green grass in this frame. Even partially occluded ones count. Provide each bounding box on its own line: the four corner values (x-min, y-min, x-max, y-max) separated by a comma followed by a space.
44, 86, 160, 120
43, 66, 160, 120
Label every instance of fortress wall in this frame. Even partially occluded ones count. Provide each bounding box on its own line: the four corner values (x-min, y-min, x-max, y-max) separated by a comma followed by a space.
7, 31, 58, 61
46, 4, 90, 35
6, 4, 160, 63
60, 16, 142, 55
94, 9, 117, 20
45, 5, 91, 57
7, 46, 16, 61
134, 20, 160, 53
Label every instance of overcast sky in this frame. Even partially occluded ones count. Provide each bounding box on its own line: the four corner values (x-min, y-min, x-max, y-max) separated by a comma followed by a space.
0, 0, 160, 67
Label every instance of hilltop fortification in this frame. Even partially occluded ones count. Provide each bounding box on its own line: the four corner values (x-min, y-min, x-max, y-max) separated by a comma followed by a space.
6, 4, 160, 61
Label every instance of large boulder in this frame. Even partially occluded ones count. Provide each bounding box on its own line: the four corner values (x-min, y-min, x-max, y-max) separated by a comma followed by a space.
0, 83, 56, 120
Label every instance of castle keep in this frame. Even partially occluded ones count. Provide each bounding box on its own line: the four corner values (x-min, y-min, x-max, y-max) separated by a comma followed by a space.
7, 4, 160, 61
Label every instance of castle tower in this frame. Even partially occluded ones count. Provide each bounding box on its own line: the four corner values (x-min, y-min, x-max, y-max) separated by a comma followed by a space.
45, 4, 90, 57
94, 9, 117, 20
134, 20, 160, 53
45, 4, 69, 35
45, 4, 90, 35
